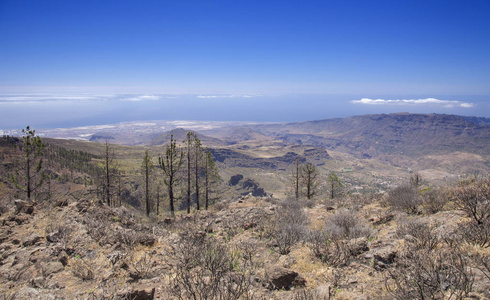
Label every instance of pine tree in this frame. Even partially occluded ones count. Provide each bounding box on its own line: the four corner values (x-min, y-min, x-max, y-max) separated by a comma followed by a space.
302, 162, 318, 200
11, 126, 45, 202
327, 171, 343, 199
159, 135, 182, 217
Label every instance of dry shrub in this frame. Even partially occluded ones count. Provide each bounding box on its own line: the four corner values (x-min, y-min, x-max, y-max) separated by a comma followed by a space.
45, 218, 74, 250
453, 177, 490, 225
458, 219, 490, 248
128, 252, 156, 280
421, 188, 448, 214
83, 213, 110, 244
387, 185, 421, 214
386, 248, 473, 300
304, 199, 316, 208
213, 200, 229, 211
325, 209, 373, 241
293, 286, 332, 300
473, 252, 490, 280
0, 200, 8, 216
396, 219, 441, 251
270, 199, 310, 254
306, 229, 350, 267
115, 229, 140, 249
71, 257, 95, 281
164, 231, 253, 300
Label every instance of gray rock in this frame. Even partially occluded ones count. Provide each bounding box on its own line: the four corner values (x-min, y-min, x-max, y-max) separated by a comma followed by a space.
15, 199, 34, 215
120, 287, 155, 300
372, 245, 397, 268
348, 237, 369, 256
41, 261, 64, 276
22, 233, 42, 247
266, 265, 304, 290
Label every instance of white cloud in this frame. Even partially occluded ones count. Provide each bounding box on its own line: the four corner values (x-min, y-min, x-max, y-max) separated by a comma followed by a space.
197, 94, 256, 99
351, 98, 474, 108
122, 95, 160, 101
0, 94, 114, 105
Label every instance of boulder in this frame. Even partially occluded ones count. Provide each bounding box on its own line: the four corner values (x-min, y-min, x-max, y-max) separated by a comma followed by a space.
41, 261, 64, 276
120, 287, 155, 300
58, 251, 69, 266
266, 266, 304, 290
9, 214, 30, 225
372, 245, 397, 268
348, 237, 369, 256
15, 200, 34, 215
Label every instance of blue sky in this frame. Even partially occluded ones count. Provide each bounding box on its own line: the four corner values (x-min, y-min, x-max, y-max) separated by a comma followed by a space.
0, 0, 489, 128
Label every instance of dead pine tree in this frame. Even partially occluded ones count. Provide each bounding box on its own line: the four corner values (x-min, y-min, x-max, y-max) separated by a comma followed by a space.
102, 141, 119, 207
302, 162, 319, 200
293, 158, 301, 200
156, 185, 161, 216
141, 150, 154, 217
184, 132, 193, 213
193, 135, 203, 210
203, 148, 220, 210
159, 135, 182, 218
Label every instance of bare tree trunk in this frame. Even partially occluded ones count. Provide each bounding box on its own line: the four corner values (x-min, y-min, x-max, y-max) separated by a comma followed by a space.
26, 155, 31, 201
195, 149, 200, 211
160, 136, 181, 218
105, 142, 111, 206
187, 135, 191, 213
145, 160, 150, 216
156, 185, 160, 216
205, 157, 209, 210
295, 159, 299, 200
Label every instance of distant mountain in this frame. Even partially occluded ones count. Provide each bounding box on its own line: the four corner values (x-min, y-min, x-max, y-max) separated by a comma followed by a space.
243, 113, 490, 158
147, 128, 231, 147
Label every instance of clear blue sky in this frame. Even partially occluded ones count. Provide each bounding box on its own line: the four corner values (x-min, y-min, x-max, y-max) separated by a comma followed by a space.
0, 0, 489, 128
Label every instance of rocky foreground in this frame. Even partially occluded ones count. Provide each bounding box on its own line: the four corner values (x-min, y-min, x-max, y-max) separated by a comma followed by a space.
0, 182, 489, 299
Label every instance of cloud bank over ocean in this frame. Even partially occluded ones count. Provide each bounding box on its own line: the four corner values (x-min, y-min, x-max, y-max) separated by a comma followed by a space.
351, 98, 474, 108
0, 93, 487, 129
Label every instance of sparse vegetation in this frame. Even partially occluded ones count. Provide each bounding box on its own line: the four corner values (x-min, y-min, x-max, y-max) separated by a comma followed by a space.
0, 123, 489, 299
421, 188, 448, 214
454, 177, 490, 225
324, 209, 373, 241
387, 184, 421, 214
269, 199, 310, 254
386, 248, 473, 300
164, 230, 254, 300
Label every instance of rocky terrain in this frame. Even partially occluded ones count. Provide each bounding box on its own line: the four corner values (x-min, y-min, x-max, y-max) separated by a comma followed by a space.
0, 113, 489, 299
0, 176, 488, 299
